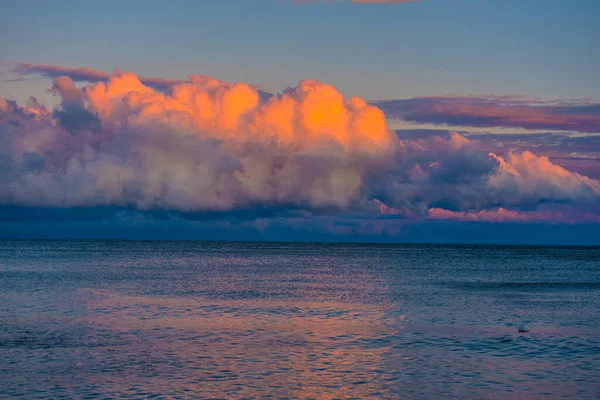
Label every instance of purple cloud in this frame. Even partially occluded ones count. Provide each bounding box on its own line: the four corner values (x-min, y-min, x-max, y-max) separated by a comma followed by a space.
374, 95, 600, 133
7, 62, 187, 92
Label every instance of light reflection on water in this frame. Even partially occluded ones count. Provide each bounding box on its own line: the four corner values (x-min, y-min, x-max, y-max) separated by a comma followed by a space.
1, 241, 599, 399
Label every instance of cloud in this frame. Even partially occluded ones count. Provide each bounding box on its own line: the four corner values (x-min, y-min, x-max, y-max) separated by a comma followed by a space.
5, 62, 274, 101
457, 131, 600, 179
1, 71, 398, 212
395, 129, 600, 180
7, 62, 187, 92
428, 206, 600, 224
1, 69, 599, 227
374, 95, 600, 133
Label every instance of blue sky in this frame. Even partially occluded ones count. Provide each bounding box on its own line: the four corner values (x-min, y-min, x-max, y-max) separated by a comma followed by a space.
1, 0, 599, 102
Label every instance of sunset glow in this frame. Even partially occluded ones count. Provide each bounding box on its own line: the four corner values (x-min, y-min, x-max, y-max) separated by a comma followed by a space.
1, 0, 598, 243
2, 2, 600, 399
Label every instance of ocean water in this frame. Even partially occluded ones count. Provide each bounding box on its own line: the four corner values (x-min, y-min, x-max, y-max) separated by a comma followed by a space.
1, 240, 599, 399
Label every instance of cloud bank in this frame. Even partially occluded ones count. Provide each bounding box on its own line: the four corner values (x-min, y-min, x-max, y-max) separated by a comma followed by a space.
1, 70, 599, 227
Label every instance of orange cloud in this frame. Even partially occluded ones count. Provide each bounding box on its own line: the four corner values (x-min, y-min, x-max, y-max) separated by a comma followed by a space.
1, 70, 398, 211
1, 68, 599, 224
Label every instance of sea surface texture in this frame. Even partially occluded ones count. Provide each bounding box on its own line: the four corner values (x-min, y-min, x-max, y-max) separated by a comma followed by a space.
1, 240, 599, 399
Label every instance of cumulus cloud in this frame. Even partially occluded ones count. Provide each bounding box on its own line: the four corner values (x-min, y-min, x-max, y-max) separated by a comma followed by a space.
1, 72, 397, 212
1, 70, 599, 225
395, 130, 600, 179
374, 96, 600, 133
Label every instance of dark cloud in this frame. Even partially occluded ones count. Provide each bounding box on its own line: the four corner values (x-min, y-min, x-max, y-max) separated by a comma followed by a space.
2, 210, 600, 245
8, 62, 186, 91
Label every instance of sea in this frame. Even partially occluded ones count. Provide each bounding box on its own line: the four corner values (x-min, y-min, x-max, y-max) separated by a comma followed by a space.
1, 240, 599, 399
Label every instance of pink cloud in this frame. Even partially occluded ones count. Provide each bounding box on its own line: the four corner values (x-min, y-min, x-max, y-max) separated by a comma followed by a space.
428, 207, 600, 224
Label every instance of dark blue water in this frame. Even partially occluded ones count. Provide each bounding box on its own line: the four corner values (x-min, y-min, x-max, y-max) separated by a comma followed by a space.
1, 240, 599, 399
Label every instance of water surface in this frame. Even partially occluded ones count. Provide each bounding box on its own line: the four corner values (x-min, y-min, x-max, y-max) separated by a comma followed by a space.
1, 241, 599, 398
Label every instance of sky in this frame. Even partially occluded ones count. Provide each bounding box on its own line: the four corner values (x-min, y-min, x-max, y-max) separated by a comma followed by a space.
1, 0, 599, 244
